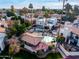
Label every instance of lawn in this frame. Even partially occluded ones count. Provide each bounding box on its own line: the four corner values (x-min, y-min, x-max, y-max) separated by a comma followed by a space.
45, 53, 62, 59
0, 46, 62, 59
14, 50, 62, 59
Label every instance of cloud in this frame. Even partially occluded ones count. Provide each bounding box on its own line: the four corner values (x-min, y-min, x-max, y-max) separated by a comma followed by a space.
0, 0, 79, 9
0, 0, 25, 4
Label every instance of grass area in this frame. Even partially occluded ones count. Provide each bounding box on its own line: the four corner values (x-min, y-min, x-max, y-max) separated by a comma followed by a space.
14, 50, 38, 59
14, 50, 62, 59
0, 46, 62, 59
45, 53, 62, 59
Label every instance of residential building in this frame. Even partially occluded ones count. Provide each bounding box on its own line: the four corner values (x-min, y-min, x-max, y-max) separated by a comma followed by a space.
58, 23, 79, 58
73, 19, 79, 28
35, 16, 46, 32
0, 27, 6, 53
47, 17, 57, 30
20, 33, 48, 53
0, 9, 7, 17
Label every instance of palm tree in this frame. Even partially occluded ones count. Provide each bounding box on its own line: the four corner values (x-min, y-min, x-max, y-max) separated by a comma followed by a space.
11, 5, 15, 14
59, 0, 68, 11
74, 5, 79, 15
57, 0, 68, 36
22, 7, 28, 15
65, 3, 72, 15
29, 3, 33, 10
42, 6, 46, 11
29, 3, 33, 23
58, 0, 68, 25
20, 7, 28, 20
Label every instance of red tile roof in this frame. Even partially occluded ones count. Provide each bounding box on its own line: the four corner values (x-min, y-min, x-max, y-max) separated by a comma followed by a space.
0, 27, 5, 33
65, 24, 79, 36
21, 33, 41, 46
68, 26, 79, 36
32, 42, 48, 51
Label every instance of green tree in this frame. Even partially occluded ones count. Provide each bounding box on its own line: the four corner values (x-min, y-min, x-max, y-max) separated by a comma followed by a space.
56, 34, 65, 44
29, 3, 33, 12
53, 9, 63, 14
6, 5, 16, 17
73, 5, 79, 15
42, 6, 46, 11
6, 27, 17, 38
29, 3, 33, 9
6, 10, 16, 17
11, 15, 19, 20
59, 0, 68, 10
29, 3, 33, 23
49, 10, 55, 14
44, 11, 50, 18
59, 0, 68, 15
11, 5, 15, 13
62, 13, 76, 22
65, 3, 72, 15
6, 20, 31, 38
15, 23, 26, 36
18, 16, 24, 24
20, 7, 28, 16
44, 11, 48, 18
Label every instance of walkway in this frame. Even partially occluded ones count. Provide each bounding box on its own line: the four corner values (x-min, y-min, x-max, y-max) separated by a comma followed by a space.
37, 48, 57, 58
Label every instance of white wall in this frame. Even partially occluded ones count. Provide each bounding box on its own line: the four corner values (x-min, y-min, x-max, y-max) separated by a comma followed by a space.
24, 44, 35, 52
60, 27, 70, 38
36, 18, 46, 26
0, 33, 6, 53
77, 40, 79, 46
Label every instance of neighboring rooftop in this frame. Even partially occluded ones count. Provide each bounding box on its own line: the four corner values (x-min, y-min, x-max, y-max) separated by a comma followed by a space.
0, 27, 5, 33
32, 42, 48, 51
21, 33, 41, 46
64, 22, 79, 36
68, 26, 79, 36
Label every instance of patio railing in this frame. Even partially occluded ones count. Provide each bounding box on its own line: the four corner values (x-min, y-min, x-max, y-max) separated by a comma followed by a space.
57, 44, 70, 58
58, 44, 79, 58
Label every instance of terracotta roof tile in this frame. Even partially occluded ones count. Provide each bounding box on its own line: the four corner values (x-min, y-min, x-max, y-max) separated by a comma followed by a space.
68, 26, 79, 35
65, 24, 79, 36
21, 33, 41, 46
32, 42, 48, 51
0, 27, 5, 33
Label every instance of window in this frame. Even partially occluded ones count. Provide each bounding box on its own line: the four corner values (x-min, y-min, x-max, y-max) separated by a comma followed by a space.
36, 25, 44, 29
48, 21, 53, 24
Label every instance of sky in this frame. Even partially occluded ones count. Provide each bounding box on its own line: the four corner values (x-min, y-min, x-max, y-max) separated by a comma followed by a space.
0, 0, 79, 9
